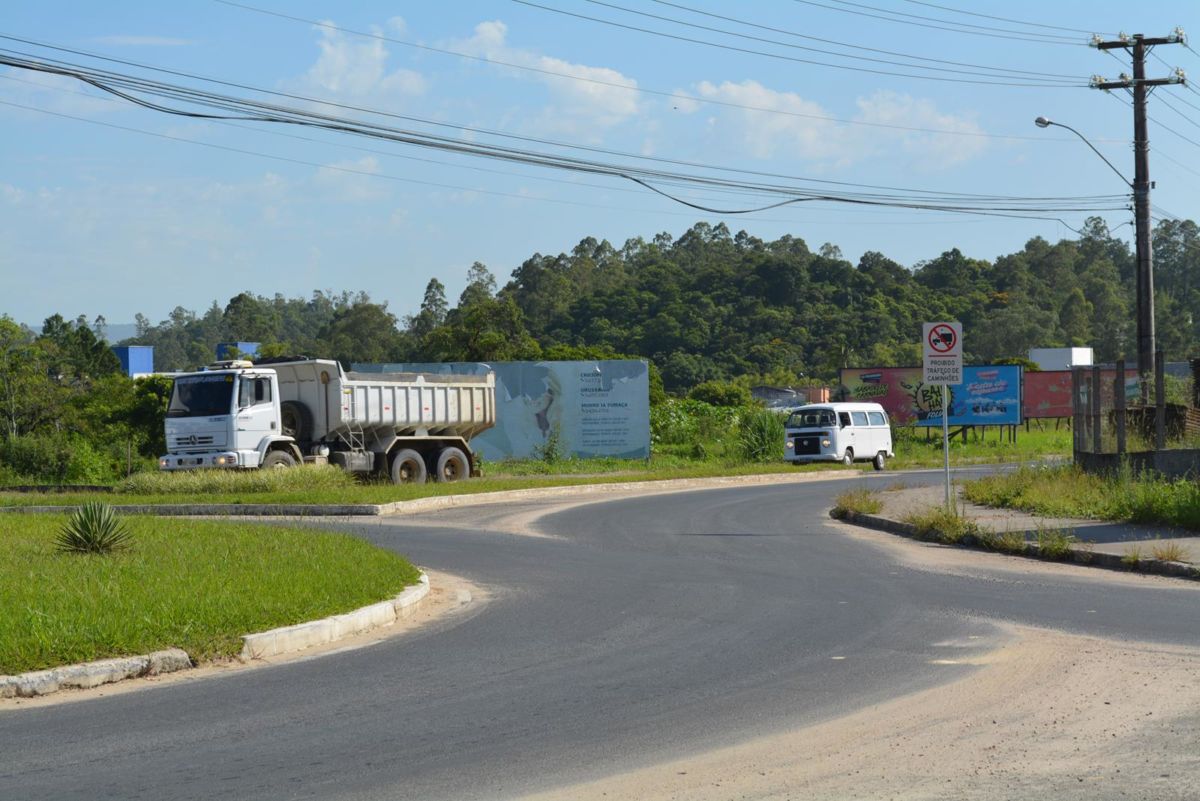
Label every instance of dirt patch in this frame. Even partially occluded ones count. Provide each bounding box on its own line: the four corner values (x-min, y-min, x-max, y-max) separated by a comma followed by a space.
0, 569, 484, 711
524, 625, 1200, 801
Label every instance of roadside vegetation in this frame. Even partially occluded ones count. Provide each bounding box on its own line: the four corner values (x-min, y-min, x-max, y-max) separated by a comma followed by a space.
0, 512, 421, 674
964, 463, 1200, 531
831, 488, 883, 517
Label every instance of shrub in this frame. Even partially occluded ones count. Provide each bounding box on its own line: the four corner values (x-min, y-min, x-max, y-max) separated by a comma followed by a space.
738, 408, 785, 462
55, 502, 132, 554
1150, 540, 1191, 563
688, 381, 752, 408
903, 506, 987, 545
1035, 525, 1076, 560
0, 433, 116, 484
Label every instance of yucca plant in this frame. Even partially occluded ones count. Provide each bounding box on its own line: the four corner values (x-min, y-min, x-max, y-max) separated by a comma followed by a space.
56, 502, 132, 554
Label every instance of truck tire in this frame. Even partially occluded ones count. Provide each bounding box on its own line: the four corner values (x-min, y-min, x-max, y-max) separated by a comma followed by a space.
262, 449, 297, 470
390, 448, 427, 484
433, 447, 469, 483
280, 401, 312, 441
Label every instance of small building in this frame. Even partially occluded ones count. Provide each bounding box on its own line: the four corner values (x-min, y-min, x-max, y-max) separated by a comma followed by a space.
216, 342, 260, 361
111, 345, 154, 378
1028, 347, 1093, 371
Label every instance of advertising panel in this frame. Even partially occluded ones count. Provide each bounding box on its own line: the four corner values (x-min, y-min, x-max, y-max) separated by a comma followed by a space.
839, 366, 1022, 426
1023, 370, 1140, 418
354, 360, 651, 461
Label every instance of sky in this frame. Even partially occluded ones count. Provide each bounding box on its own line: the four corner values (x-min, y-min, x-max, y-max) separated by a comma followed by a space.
2, 0, 1198, 332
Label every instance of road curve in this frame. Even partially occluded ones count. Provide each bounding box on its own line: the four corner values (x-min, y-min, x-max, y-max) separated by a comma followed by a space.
2, 471, 1198, 800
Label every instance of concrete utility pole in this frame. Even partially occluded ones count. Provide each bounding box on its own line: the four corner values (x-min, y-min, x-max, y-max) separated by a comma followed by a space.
1090, 31, 1185, 395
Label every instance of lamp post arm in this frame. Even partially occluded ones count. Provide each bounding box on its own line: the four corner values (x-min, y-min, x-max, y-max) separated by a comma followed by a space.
1045, 120, 1133, 187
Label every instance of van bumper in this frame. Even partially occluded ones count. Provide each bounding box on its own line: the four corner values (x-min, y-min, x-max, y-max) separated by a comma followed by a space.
785, 454, 840, 464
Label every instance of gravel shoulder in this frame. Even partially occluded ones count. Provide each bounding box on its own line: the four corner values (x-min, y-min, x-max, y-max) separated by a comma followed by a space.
523, 624, 1200, 801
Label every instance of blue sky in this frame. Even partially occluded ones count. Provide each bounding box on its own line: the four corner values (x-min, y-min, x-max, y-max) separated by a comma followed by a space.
2, 1, 1197, 331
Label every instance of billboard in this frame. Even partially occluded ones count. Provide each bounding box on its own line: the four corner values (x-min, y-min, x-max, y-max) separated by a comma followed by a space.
839, 366, 1022, 426
1023, 370, 1141, 418
354, 360, 651, 461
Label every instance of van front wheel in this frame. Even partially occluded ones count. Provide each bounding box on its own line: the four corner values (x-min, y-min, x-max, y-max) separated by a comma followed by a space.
873, 451, 886, 471
841, 449, 854, 467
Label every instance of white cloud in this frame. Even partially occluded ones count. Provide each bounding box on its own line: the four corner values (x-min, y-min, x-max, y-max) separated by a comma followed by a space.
292, 21, 426, 102
92, 36, 192, 47
680, 80, 986, 169
452, 20, 640, 137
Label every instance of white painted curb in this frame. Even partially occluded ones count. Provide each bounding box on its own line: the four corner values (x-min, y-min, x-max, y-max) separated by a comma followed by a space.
240, 572, 431, 660
0, 648, 192, 699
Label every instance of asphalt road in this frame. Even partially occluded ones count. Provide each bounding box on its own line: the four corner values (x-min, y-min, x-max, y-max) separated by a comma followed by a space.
3, 469, 1199, 800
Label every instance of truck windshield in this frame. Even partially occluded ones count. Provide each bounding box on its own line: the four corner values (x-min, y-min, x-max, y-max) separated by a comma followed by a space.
787, 409, 835, 428
167, 375, 235, 418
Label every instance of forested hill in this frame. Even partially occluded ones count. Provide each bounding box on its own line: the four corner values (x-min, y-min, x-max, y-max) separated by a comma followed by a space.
113, 216, 1200, 392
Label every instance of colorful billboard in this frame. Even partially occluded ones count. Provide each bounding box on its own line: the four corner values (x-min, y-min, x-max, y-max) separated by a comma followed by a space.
839, 366, 1022, 427
1023, 370, 1140, 418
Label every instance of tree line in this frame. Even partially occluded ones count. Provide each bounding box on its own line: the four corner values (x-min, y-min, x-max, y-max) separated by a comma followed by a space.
4, 215, 1200, 481
115, 216, 1200, 390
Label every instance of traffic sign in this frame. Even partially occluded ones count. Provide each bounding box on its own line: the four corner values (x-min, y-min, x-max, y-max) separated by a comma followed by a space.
923, 321, 962, 385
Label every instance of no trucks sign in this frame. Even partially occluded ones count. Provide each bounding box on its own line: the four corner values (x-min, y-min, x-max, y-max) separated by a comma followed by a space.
923, 321, 963, 385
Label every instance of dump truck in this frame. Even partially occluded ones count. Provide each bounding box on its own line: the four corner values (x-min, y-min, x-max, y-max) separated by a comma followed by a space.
158, 358, 496, 483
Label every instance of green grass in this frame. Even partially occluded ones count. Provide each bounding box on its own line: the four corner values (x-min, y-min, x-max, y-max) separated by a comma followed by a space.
902, 506, 988, 545
889, 426, 1070, 469
831, 488, 883, 517
0, 514, 421, 674
963, 463, 1200, 531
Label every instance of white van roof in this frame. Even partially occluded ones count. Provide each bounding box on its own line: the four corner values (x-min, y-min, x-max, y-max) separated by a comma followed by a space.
791, 402, 887, 413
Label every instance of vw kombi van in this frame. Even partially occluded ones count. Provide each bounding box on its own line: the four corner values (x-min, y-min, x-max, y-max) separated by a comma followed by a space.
784, 402, 894, 470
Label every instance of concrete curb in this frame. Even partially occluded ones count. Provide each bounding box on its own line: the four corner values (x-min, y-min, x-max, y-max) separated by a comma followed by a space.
0, 649, 192, 699
240, 572, 430, 660
1, 572, 431, 699
832, 509, 1200, 582
0, 469, 858, 518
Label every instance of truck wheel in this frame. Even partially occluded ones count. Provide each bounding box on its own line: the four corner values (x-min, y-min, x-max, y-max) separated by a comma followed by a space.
280, 401, 312, 441
873, 451, 886, 471
390, 449, 427, 484
434, 447, 469, 483
841, 449, 854, 467
262, 450, 296, 470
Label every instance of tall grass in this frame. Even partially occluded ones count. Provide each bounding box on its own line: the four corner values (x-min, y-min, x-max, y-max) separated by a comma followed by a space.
117, 464, 358, 495
738, 409, 786, 462
964, 463, 1200, 531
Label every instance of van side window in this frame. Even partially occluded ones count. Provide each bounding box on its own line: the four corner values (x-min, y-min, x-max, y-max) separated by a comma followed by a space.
838, 412, 852, 428
868, 411, 886, 426
851, 411, 869, 426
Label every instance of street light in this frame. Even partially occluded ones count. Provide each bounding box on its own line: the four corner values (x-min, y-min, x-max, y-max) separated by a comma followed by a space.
1034, 115, 1154, 406
1033, 117, 1131, 186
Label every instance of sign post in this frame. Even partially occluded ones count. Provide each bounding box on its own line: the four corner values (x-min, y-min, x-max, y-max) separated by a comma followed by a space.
923, 322, 963, 510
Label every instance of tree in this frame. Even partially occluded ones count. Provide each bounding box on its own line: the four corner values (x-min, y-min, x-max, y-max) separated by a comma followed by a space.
459, 261, 497, 307
319, 302, 407, 367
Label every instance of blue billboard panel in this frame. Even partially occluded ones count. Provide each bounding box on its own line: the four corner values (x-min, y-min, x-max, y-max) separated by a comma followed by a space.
840, 365, 1022, 427
932, 365, 1022, 427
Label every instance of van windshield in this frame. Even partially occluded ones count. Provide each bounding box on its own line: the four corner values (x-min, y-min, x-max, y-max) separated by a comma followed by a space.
787, 409, 835, 428
167, 375, 234, 418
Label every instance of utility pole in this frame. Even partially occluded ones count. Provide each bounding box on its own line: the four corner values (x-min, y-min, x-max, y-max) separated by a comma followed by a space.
1090, 31, 1185, 398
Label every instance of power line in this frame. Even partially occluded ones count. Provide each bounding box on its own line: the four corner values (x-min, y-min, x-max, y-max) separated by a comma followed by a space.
0, 51, 1127, 221
825, 0, 1082, 41
788, 0, 1085, 45
596, 0, 1085, 81
207, 2, 1120, 143
510, 0, 1085, 86
0, 38, 1123, 202
898, 0, 1114, 37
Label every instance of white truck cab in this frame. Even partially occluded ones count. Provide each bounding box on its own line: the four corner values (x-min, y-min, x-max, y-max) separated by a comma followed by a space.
784, 402, 894, 470
159, 360, 298, 471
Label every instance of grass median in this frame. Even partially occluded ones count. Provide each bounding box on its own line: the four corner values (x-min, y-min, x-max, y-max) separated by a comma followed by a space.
0, 514, 421, 674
